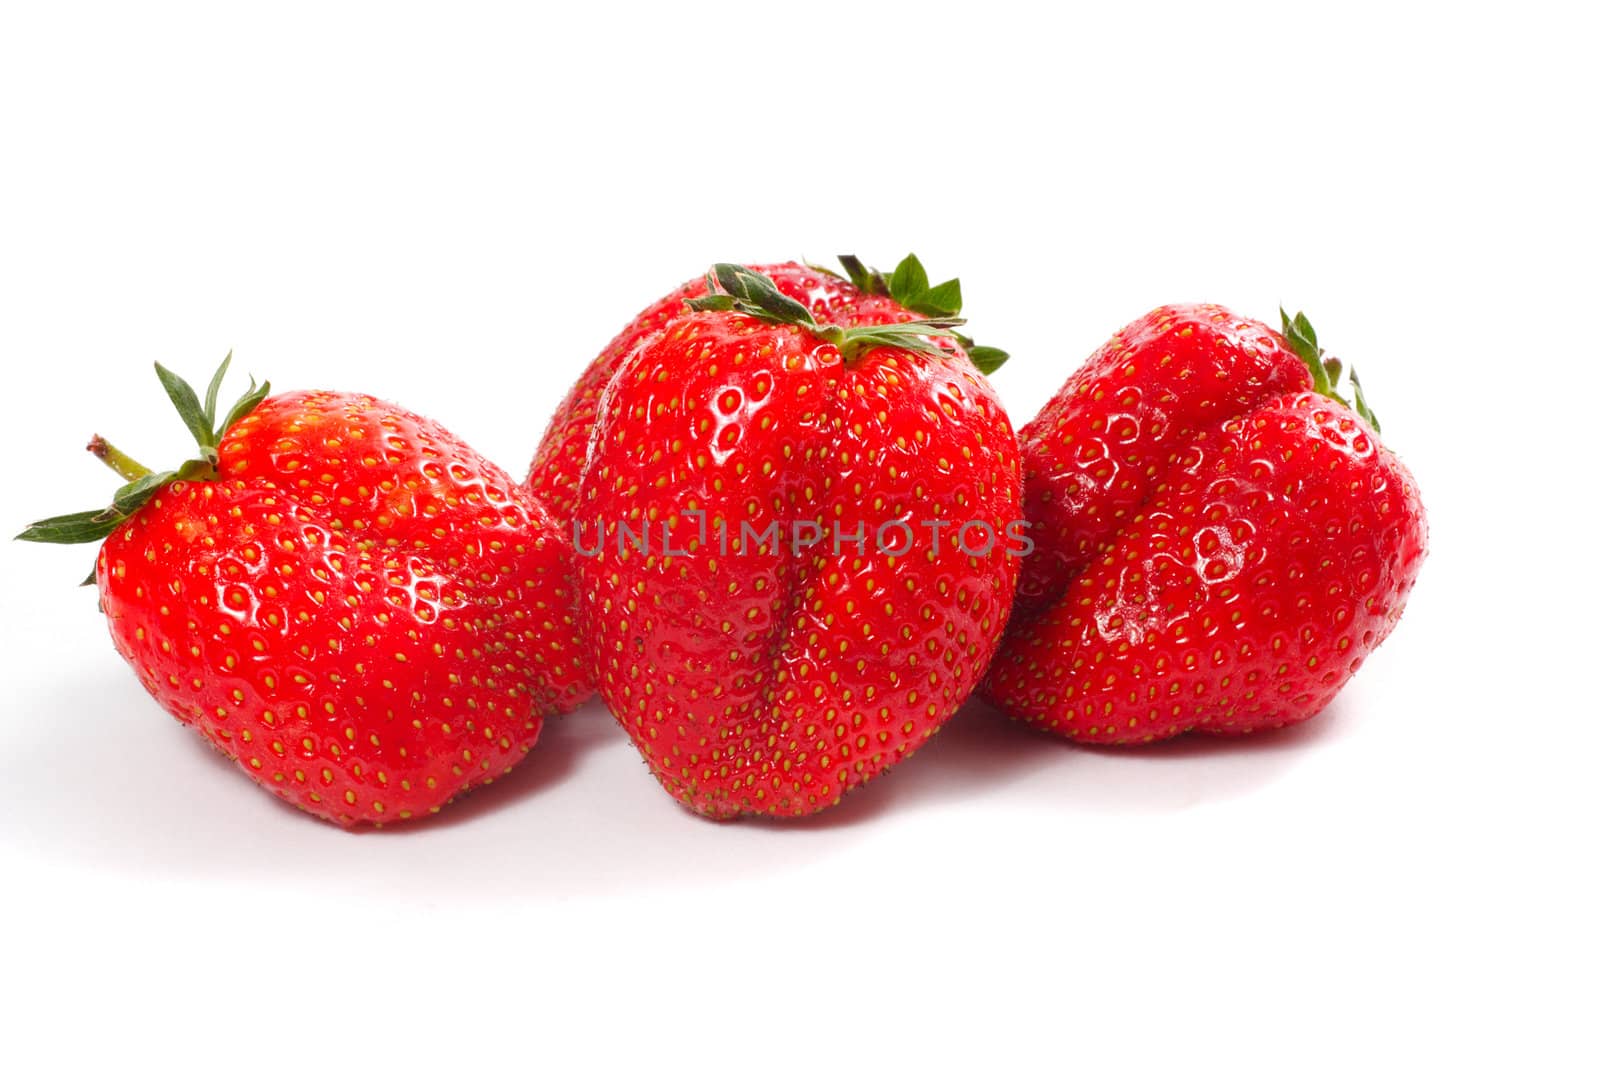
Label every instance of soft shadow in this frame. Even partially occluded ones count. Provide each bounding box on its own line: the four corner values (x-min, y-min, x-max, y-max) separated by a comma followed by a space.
0, 673, 871, 896
0, 668, 1348, 898
759, 696, 1345, 827
764, 700, 1064, 831
1005, 698, 1346, 815
1090, 707, 1343, 761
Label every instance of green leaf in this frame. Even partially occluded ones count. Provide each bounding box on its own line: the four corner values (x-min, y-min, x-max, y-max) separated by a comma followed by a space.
1279, 308, 1309, 358
218, 377, 270, 438
16, 509, 122, 545
22, 464, 188, 546
909, 278, 962, 317
889, 254, 929, 304
836, 317, 966, 361
690, 264, 818, 329
967, 345, 1010, 375
1349, 368, 1382, 433
1322, 356, 1343, 390
201, 351, 233, 430
1292, 311, 1318, 354
104, 470, 175, 520
1279, 307, 1332, 396
747, 280, 814, 325
710, 263, 747, 297
155, 362, 215, 450
836, 254, 881, 294
684, 292, 737, 313
849, 254, 1009, 369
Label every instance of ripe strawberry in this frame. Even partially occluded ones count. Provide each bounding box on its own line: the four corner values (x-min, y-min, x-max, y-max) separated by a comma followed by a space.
20, 358, 589, 826
526, 254, 1007, 522
984, 306, 1427, 741
573, 265, 1024, 817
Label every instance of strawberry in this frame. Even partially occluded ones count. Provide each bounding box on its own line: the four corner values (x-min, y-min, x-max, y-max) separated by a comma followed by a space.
984, 306, 1427, 741
20, 357, 589, 826
526, 254, 1007, 522
572, 264, 1024, 817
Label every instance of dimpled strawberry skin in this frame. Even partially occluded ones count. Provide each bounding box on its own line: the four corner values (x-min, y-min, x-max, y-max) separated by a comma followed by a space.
577, 311, 1023, 817
97, 391, 589, 826
1014, 304, 1315, 616
984, 390, 1427, 741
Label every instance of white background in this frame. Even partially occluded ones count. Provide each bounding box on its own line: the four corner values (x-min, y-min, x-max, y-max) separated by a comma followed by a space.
1, 2, 1594, 1063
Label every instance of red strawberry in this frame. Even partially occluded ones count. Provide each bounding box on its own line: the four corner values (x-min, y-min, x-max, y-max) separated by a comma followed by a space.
984, 306, 1426, 741
573, 265, 1024, 817
20, 358, 589, 826
526, 255, 1007, 522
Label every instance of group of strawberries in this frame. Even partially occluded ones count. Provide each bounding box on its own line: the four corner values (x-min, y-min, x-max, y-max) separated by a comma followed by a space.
23, 255, 1428, 827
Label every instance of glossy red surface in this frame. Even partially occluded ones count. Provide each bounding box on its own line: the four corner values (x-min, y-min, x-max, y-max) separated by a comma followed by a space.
987, 309, 1428, 742
1014, 304, 1314, 615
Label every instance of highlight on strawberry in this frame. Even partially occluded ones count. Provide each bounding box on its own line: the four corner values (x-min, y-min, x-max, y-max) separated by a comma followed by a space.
983, 305, 1427, 742
542, 258, 1025, 818
20, 356, 590, 827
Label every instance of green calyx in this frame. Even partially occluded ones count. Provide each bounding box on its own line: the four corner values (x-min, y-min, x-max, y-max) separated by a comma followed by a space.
17, 353, 270, 551
685, 262, 969, 363
688, 256, 1009, 374
827, 253, 1009, 375
1280, 309, 1382, 433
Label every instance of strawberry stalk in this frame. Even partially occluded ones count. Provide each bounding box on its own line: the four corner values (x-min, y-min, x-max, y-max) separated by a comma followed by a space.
87, 436, 152, 482
1280, 309, 1382, 432
17, 354, 269, 547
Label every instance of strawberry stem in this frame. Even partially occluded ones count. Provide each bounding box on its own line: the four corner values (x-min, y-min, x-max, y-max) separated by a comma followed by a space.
87, 435, 152, 484
16, 355, 270, 552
